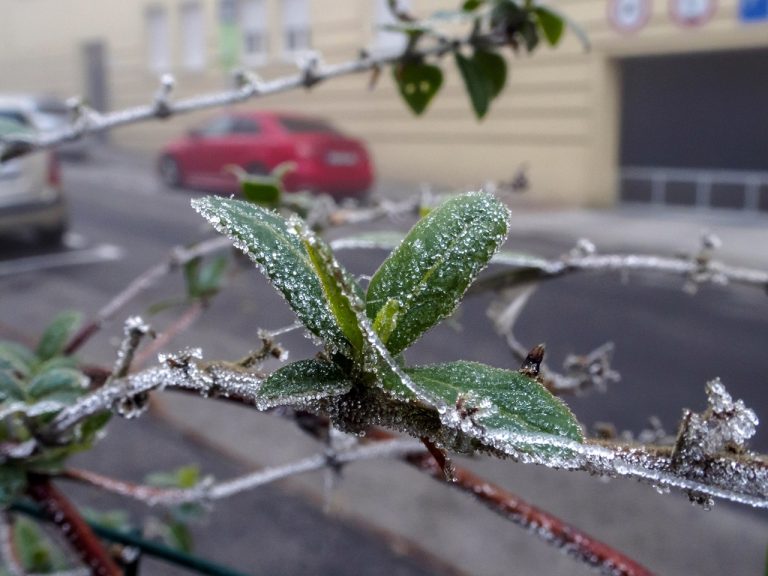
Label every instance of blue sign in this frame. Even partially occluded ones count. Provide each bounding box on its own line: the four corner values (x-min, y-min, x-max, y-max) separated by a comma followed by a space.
740, 0, 768, 21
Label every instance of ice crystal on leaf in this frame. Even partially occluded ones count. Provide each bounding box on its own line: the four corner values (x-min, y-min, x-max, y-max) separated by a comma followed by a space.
191, 197, 361, 357
366, 191, 510, 356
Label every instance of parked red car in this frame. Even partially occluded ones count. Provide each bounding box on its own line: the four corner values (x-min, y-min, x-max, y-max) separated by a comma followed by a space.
158, 111, 374, 199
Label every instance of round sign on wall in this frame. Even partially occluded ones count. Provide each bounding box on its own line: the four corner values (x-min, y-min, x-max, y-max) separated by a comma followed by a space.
608, 0, 652, 32
669, 0, 717, 26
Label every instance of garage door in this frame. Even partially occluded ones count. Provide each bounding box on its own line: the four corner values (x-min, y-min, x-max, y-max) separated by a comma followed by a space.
619, 48, 768, 211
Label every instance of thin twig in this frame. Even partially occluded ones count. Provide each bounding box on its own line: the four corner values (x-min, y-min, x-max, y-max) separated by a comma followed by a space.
64, 237, 230, 355
61, 439, 424, 506
132, 302, 205, 370
0, 32, 501, 162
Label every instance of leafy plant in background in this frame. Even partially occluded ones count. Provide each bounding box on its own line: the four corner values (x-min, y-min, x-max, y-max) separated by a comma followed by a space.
0, 1, 766, 575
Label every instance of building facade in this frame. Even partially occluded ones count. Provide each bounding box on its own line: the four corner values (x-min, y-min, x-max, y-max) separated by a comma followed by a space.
0, 0, 766, 208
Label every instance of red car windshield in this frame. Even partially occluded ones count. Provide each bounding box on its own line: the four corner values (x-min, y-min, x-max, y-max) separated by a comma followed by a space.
278, 117, 338, 134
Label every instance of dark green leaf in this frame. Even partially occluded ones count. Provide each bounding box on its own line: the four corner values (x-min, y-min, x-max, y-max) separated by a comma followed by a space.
0, 466, 26, 507
393, 62, 443, 116
473, 49, 507, 99
242, 179, 281, 206
366, 192, 510, 355
455, 52, 491, 119
32, 355, 78, 375
192, 197, 360, 356
535, 6, 565, 46
27, 368, 85, 401
397, 360, 583, 443
35, 311, 81, 362
462, 0, 485, 11
520, 20, 540, 52
256, 359, 352, 409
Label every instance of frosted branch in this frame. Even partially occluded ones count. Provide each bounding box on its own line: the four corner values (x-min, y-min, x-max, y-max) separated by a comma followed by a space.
0, 33, 500, 162
485, 236, 768, 293
63, 439, 424, 506
64, 237, 231, 354
488, 287, 620, 395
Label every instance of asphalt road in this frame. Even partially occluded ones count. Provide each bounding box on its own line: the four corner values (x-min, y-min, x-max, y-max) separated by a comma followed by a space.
1, 148, 767, 575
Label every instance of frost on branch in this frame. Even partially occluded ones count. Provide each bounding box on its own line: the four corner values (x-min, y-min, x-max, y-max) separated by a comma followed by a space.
671, 378, 760, 506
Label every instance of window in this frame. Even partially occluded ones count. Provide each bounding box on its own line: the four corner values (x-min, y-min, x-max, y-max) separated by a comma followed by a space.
282, 0, 311, 56
197, 116, 234, 137
242, 0, 268, 65
374, 0, 409, 53
279, 116, 337, 134
231, 117, 262, 134
146, 6, 170, 72
181, 2, 206, 71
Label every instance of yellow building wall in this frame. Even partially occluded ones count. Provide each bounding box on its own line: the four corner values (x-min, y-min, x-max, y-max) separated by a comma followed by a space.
0, 0, 766, 205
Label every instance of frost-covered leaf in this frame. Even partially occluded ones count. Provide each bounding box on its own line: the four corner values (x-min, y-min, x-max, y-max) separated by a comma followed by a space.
366, 192, 510, 356
387, 361, 583, 445
192, 197, 360, 356
393, 62, 444, 116
35, 311, 81, 362
257, 359, 352, 409
27, 368, 85, 401
300, 226, 365, 356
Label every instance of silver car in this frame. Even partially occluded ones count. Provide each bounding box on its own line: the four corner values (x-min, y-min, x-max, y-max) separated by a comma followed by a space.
0, 99, 68, 245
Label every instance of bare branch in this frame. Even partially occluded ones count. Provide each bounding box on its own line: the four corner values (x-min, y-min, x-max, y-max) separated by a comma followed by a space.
25, 475, 121, 576
64, 237, 231, 355
62, 439, 424, 506
0, 33, 503, 162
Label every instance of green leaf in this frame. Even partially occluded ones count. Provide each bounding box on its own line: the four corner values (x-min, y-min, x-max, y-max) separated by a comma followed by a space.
192, 197, 360, 356
300, 228, 365, 356
0, 370, 25, 403
0, 466, 26, 507
473, 49, 507, 99
455, 52, 491, 119
184, 256, 228, 300
397, 360, 583, 443
393, 62, 444, 116
372, 299, 401, 346
462, 0, 485, 11
35, 311, 81, 362
0, 341, 35, 377
242, 179, 281, 206
330, 231, 405, 252
535, 6, 565, 46
366, 192, 510, 356
257, 359, 353, 409
147, 465, 200, 489
27, 368, 85, 401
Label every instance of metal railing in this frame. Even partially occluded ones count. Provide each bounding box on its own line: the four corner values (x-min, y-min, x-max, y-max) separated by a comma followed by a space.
620, 166, 768, 211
